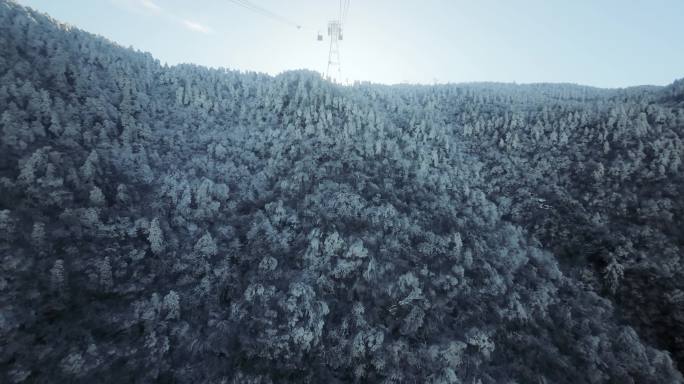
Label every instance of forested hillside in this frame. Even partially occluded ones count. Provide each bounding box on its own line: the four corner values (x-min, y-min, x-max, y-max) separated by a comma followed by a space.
1, 1, 684, 383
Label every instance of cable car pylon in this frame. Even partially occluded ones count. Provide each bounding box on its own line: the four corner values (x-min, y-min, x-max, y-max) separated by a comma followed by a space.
325, 20, 342, 81
319, 0, 348, 83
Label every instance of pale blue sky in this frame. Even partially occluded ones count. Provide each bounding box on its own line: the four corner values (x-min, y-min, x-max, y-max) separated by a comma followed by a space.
15, 0, 684, 87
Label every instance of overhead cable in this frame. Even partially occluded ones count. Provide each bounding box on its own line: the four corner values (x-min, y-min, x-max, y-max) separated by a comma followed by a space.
227, 0, 305, 30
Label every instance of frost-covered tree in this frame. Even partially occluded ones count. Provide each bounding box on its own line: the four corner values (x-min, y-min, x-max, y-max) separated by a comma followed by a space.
148, 218, 164, 255
89, 186, 105, 206
163, 290, 180, 320
194, 232, 217, 258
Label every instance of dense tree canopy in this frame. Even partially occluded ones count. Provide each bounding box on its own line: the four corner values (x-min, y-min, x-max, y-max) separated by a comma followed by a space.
1, 1, 684, 383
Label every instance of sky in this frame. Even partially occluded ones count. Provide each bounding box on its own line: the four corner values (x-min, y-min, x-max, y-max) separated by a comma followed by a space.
14, 0, 684, 88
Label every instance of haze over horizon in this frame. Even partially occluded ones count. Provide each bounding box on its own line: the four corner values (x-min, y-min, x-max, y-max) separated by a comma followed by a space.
14, 0, 684, 88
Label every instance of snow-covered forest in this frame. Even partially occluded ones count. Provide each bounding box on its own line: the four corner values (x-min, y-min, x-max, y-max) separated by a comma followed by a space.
2, 1, 684, 383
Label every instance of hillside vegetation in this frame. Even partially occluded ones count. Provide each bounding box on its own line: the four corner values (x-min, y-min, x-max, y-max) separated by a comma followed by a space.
1, 1, 684, 383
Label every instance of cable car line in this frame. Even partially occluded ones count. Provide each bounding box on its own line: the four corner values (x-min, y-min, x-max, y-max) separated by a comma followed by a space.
231, 0, 303, 29
234, 0, 301, 28
225, 0, 351, 81
341, 0, 350, 23
227, 0, 305, 30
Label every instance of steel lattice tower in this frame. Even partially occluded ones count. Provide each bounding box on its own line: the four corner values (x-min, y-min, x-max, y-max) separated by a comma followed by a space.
326, 20, 342, 82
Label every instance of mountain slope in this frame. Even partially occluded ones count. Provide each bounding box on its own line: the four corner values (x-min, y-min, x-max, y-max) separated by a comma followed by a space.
1, 1, 684, 383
